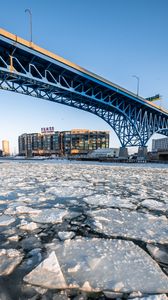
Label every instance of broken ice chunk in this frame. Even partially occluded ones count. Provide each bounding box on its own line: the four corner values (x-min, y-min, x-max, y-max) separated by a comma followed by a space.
24, 251, 67, 289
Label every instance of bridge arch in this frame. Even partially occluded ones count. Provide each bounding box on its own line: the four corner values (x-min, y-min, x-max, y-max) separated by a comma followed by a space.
0, 28, 168, 148
0, 77, 142, 147
156, 128, 168, 137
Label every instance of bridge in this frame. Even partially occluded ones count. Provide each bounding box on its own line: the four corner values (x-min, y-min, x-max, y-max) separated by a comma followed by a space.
0, 28, 168, 152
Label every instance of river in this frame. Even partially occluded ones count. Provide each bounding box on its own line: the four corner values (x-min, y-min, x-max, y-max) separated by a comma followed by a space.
0, 160, 167, 299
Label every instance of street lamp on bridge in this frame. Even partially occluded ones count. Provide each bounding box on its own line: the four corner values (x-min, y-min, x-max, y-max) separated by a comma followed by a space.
25, 8, 32, 43
132, 75, 140, 96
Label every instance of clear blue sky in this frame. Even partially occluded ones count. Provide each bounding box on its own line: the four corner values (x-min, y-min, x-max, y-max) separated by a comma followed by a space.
0, 0, 168, 154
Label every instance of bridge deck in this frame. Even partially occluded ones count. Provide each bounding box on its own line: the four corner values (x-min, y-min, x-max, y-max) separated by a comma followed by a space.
0, 28, 167, 116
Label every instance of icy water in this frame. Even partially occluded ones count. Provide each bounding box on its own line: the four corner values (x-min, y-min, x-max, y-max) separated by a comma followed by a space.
0, 160, 167, 300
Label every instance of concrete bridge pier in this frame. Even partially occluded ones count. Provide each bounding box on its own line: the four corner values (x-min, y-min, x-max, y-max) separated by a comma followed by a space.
137, 146, 148, 161
119, 147, 128, 160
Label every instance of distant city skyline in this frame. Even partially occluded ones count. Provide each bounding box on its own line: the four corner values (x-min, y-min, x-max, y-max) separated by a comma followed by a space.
0, 0, 168, 153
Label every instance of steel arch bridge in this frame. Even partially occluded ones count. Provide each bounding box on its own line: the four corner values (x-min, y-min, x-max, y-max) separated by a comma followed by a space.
0, 28, 168, 147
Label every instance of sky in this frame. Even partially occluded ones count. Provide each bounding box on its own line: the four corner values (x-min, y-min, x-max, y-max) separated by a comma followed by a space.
0, 0, 168, 154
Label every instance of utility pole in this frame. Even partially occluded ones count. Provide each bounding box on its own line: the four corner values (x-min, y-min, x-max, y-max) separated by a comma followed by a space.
132, 75, 140, 96
25, 8, 32, 43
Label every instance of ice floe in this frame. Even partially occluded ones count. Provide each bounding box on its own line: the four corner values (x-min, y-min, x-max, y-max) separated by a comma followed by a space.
24, 238, 168, 293
87, 208, 168, 243
83, 194, 137, 209
58, 231, 75, 241
132, 295, 168, 300
24, 251, 67, 289
4, 205, 41, 215
140, 199, 168, 213
0, 215, 15, 226
31, 208, 68, 224
0, 248, 23, 275
19, 221, 39, 231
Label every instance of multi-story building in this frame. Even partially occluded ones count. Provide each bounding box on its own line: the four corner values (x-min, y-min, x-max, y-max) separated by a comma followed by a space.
152, 137, 168, 151
18, 129, 109, 157
18, 131, 60, 157
2, 140, 10, 156
149, 137, 168, 161
62, 129, 109, 155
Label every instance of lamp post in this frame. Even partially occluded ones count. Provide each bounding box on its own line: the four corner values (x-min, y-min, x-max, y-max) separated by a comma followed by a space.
132, 75, 140, 96
25, 8, 32, 43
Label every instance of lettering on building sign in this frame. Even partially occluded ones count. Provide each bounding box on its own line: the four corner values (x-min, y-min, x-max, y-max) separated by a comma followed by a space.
146, 94, 160, 102
41, 127, 54, 133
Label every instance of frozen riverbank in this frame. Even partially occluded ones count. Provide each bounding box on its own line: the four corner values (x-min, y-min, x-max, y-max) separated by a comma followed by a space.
0, 161, 167, 299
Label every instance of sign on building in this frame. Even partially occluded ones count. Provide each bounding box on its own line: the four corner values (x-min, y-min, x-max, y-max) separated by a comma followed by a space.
41, 127, 54, 134
146, 94, 161, 102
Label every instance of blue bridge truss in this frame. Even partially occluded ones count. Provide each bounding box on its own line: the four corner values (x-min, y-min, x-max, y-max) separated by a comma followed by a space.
0, 29, 168, 147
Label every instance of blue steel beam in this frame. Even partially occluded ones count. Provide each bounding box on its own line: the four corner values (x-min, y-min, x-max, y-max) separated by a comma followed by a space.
0, 29, 168, 146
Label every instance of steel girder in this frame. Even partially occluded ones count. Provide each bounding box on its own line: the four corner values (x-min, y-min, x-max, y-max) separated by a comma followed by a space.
0, 54, 168, 147
157, 128, 168, 137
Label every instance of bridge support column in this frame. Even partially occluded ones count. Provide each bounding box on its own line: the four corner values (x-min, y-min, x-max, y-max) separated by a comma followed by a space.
119, 147, 128, 160
137, 146, 148, 161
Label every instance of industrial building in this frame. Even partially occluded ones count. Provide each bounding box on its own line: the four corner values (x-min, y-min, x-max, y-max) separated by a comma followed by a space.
18, 129, 109, 157
88, 148, 119, 159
